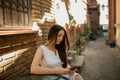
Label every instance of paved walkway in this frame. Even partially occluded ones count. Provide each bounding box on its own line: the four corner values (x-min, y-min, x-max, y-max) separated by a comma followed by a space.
80, 33, 120, 80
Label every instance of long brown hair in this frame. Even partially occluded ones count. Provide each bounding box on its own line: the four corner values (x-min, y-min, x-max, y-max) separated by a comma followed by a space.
48, 24, 70, 68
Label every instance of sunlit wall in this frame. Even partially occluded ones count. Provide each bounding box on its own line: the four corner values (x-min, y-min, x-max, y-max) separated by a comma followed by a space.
116, 0, 120, 47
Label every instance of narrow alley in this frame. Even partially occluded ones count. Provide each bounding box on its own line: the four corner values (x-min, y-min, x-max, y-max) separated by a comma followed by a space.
1, 0, 120, 80
80, 33, 120, 80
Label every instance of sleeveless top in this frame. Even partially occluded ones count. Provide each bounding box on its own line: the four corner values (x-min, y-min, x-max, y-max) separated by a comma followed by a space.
40, 45, 84, 80
40, 45, 63, 68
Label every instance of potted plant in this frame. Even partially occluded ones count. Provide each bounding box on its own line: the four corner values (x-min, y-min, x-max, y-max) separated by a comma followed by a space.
109, 41, 116, 48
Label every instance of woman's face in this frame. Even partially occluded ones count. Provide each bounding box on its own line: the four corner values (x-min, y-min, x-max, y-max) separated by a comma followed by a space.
56, 30, 65, 44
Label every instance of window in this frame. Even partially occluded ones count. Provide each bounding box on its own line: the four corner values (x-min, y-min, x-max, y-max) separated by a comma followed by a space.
0, 0, 31, 28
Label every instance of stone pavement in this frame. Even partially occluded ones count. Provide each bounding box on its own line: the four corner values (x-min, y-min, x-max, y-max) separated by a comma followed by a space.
80, 33, 120, 80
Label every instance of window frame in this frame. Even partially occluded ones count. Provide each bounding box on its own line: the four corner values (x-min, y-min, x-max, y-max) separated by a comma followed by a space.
0, 0, 31, 28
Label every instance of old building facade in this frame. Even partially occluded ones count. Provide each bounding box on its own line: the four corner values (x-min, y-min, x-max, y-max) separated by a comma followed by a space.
86, 0, 100, 37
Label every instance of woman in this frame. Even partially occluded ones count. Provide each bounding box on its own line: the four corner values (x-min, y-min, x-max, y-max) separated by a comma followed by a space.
30, 24, 84, 80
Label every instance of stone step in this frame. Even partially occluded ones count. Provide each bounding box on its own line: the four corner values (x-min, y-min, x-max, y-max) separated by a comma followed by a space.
71, 55, 84, 67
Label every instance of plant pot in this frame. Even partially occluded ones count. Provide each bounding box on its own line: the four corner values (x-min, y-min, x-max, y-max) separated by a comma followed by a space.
109, 42, 116, 48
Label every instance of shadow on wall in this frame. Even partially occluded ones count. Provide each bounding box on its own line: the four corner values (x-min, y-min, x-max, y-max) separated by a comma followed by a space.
0, 34, 37, 80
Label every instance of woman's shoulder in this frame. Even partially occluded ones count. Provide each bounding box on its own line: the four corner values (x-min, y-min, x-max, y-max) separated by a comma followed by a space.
38, 44, 47, 51
35, 45, 45, 55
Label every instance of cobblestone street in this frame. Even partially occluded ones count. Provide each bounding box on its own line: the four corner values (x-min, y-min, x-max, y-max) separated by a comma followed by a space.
80, 33, 120, 80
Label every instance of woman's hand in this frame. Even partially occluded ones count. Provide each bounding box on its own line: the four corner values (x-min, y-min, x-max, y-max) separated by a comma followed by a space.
69, 67, 78, 75
55, 67, 70, 75
54, 67, 78, 75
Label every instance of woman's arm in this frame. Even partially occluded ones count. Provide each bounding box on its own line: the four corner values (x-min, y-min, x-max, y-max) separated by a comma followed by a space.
30, 47, 70, 75
67, 63, 77, 74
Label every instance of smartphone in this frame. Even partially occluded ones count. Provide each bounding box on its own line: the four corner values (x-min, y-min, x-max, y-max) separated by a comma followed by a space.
69, 66, 79, 70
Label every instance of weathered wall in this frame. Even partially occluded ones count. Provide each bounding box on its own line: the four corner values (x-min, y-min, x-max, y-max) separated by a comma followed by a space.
0, 33, 39, 80
116, 0, 120, 47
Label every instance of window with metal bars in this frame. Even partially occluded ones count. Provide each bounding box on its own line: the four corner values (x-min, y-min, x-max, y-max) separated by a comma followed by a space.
0, 0, 31, 28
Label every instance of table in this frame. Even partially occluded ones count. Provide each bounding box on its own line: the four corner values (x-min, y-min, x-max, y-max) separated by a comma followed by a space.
14, 74, 69, 80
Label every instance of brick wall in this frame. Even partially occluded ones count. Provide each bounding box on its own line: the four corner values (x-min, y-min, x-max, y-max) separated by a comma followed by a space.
0, 0, 56, 79
0, 1, 56, 80
66, 25, 81, 49
0, 33, 39, 80
31, 0, 56, 43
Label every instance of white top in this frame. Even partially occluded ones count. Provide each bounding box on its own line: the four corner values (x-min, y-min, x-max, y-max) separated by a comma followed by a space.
40, 45, 63, 68
40, 45, 84, 80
